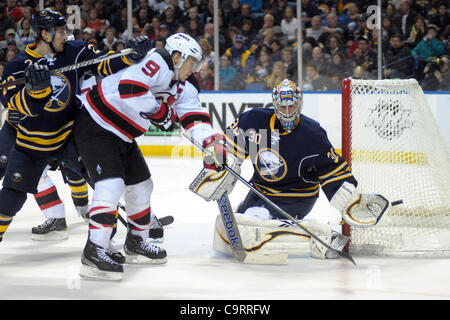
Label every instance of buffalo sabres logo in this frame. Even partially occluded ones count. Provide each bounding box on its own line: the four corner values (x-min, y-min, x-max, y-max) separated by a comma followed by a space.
12, 172, 22, 183
255, 149, 287, 182
43, 73, 71, 112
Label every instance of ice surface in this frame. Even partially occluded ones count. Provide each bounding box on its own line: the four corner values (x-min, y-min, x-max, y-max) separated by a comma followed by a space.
1, 158, 449, 300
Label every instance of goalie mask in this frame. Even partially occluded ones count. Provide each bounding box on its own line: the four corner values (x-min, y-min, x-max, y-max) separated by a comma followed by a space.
272, 79, 302, 132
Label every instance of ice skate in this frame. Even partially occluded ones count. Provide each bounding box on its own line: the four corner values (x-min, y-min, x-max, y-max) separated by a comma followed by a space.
31, 218, 69, 241
80, 240, 123, 281
124, 231, 167, 264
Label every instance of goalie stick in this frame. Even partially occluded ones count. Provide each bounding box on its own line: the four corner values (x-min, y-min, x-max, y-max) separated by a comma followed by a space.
183, 132, 357, 266
0, 48, 135, 89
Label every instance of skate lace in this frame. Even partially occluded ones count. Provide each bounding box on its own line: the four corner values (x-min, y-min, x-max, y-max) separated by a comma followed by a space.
142, 239, 160, 254
39, 218, 56, 228
97, 247, 117, 264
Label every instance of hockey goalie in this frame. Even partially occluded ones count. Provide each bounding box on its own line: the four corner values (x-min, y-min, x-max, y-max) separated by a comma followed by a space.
190, 79, 390, 263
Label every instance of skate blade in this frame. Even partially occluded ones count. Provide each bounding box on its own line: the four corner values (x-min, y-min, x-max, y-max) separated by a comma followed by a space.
31, 230, 69, 241
125, 254, 168, 265
79, 264, 123, 281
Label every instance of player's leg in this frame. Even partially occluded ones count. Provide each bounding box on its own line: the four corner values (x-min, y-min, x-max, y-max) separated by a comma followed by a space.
122, 141, 167, 264
0, 148, 48, 242
74, 111, 124, 280
0, 121, 18, 180
31, 165, 68, 240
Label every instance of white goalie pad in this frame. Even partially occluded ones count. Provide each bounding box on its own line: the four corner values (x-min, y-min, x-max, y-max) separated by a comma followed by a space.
213, 212, 344, 259
189, 161, 241, 201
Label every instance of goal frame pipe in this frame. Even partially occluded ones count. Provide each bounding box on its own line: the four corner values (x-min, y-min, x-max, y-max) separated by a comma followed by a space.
341, 78, 352, 248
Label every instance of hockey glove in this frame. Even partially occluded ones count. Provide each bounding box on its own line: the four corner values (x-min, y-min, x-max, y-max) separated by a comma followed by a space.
24, 64, 52, 99
126, 35, 152, 63
203, 133, 228, 172
330, 181, 389, 228
140, 98, 178, 131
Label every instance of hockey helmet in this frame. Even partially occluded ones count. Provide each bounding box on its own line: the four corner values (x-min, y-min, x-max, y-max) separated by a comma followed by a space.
272, 79, 302, 132
31, 9, 66, 39
165, 33, 202, 72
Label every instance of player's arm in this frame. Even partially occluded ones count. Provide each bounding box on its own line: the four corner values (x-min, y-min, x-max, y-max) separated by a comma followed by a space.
313, 130, 388, 227
81, 36, 152, 78
2, 64, 52, 118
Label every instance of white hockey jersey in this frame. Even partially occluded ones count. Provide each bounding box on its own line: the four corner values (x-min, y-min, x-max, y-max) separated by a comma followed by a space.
77, 48, 213, 144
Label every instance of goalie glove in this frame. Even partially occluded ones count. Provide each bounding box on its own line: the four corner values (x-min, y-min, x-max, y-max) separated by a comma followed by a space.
203, 133, 228, 171
140, 97, 178, 131
330, 181, 389, 228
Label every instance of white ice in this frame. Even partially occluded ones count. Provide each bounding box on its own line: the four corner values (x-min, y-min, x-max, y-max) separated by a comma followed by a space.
1, 157, 450, 300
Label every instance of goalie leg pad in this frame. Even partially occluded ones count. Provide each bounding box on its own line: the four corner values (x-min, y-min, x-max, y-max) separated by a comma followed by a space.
213, 213, 311, 257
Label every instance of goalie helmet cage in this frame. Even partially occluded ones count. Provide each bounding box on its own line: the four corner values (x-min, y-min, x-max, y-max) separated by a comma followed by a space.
341, 78, 450, 256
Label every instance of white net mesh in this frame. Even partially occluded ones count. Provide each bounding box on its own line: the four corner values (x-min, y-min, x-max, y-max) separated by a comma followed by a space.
346, 79, 450, 256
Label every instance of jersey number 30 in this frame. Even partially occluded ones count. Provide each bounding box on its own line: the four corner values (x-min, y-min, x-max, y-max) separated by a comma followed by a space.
142, 60, 160, 78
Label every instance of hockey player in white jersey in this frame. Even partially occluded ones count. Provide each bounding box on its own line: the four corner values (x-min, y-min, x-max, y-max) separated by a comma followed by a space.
74, 33, 227, 280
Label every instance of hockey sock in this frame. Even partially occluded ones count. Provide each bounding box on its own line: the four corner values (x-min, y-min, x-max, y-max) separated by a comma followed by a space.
0, 214, 13, 242
88, 201, 117, 248
68, 178, 89, 207
124, 178, 153, 240
34, 169, 65, 219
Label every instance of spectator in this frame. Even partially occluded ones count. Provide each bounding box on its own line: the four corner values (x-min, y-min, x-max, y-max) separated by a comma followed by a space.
98, 27, 118, 52
392, 0, 416, 39
323, 33, 346, 62
219, 54, 238, 90
280, 46, 297, 80
265, 61, 288, 90
240, 0, 262, 13
342, 2, 361, 33
196, 62, 215, 91
152, 38, 165, 50
225, 34, 253, 74
384, 34, 414, 79
272, 0, 289, 23
421, 57, 444, 91
186, 18, 203, 40
198, 38, 215, 68
270, 39, 283, 62
112, 39, 126, 51
54, 0, 66, 15
351, 36, 377, 74
405, 15, 426, 49
306, 15, 323, 41
80, 0, 93, 22
226, 0, 242, 28
310, 46, 329, 76
438, 55, 450, 91
202, 23, 215, 47
6, 0, 24, 23
430, 3, 450, 38
82, 27, 94, 42
301, 0, 322, 27
18, 18, 32, 45
412, 24, 446, 80
258, 14, 283, 42
319, 13, 347, 45
326, 52, 351, 90
158, 25, 170, 41
161, 5, 180, 34
245, 46, 272, 88
168, 0, 185, 21
281, 6, 298, 44
137, 8, 152, 29
242, 19, 259, 46
183, 6, 203, 30
302, 64, 328, 91
0, 3, 16, 41
351, 65, 369, 79
87, 8, 102, 35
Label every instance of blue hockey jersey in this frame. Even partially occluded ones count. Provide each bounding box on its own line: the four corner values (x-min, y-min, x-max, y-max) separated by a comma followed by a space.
225, 108, 357, 202
1, 40, 133, 153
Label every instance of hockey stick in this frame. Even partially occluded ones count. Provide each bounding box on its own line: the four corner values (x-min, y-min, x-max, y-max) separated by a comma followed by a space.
116, 203, 174, 227
0, 48, 135, 89
183, 132, 357, 266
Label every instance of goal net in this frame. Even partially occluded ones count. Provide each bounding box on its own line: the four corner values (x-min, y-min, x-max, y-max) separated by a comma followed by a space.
341, 78, 450, 256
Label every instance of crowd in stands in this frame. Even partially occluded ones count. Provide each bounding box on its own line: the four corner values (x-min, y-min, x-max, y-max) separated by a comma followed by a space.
0, 0, 449, 91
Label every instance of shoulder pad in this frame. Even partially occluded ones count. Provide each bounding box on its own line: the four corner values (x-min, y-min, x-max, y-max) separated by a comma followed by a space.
154, 48, 174, 72
186, 74, 200, 93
